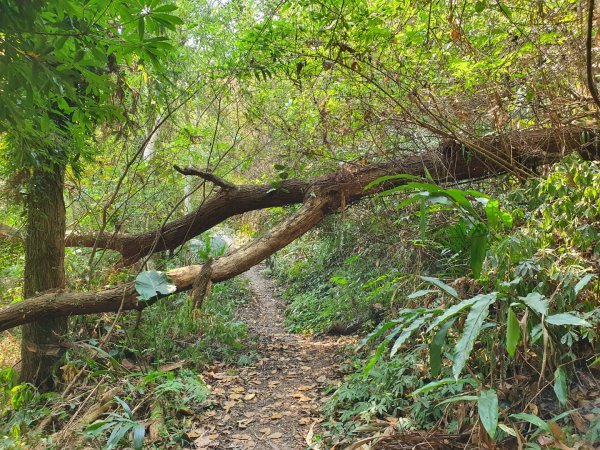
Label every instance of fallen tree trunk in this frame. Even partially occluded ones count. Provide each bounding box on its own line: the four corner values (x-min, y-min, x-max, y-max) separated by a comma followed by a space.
0, 194, 332, 332
0, 126, 598, 266
0, 126, 598, 333
60, 126, 598, 265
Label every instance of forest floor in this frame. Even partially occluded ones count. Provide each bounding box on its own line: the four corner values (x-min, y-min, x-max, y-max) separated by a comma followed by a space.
191, 265, 351, 449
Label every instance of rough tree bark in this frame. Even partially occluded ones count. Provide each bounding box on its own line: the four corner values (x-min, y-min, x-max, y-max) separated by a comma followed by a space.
0, 126, 598, 334
20, 164, 67, 388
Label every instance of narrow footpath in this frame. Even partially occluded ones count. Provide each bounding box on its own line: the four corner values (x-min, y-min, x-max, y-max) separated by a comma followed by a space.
192, 265, 349, 449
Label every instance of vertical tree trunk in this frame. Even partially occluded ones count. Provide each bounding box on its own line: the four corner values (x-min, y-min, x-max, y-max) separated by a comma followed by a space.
20, 164, 67, 388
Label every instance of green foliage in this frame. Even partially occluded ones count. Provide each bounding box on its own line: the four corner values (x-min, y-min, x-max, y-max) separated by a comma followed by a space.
0, 0, 182, 161
290, 158, 600, 445
127, 277, 251, 365
85, 397, 145, 450
0, 368, 49, 448
478, 389, 498, 440
272, 217, 407, 335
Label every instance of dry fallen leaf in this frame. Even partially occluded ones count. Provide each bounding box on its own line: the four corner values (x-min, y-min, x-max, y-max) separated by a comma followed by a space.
157, 360, 186, 372
271, 412, 283, 420
297, 385, 314, 391
244, 393, 256, 401
232, 433, 252, 440
268, 432, 283, 439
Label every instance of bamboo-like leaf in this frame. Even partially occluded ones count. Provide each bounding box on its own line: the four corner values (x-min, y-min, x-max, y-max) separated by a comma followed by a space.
363, 174, 420, 190
357, 319, 402, 350
574, 274, 595, 296
363, 339, 390, 377
470, 224, 487, 278
452, 293, 497, 379
510, 413, 550, 433
437, 394, 478, 406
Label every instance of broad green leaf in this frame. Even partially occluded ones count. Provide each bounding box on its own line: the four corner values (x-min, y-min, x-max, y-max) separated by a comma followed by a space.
430, 318, 455, 377
478, 389, 499, 440
545, 313, 591, 327
553, 367, 568, 405
485, 199, 500, 229
135, 270, 177, 301
107, 423, 132, 450
506, 307, 521, 357
519, 292, 548, 317
470, 224, 487, 278
421, 276, 460, 299
453, 293, 497, 378
132, 422, 145, 450
510, 413, 550, 433
474, 1, 486, 13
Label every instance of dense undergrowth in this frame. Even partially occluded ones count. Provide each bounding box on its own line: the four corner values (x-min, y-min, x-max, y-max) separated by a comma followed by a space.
271, 156, 600, 448
1, 262, 251, 449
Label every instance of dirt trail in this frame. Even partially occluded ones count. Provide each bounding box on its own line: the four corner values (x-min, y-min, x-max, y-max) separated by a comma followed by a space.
193, 265, 348, 449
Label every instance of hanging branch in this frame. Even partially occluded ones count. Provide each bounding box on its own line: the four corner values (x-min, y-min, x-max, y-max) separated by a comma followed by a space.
587, 0, 600, 112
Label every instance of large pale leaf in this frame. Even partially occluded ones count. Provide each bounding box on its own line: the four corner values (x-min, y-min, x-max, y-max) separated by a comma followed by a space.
519, 292, 548, 317
545, 313, 591, 327
135, 270, 177, 301
478, 389, 499, 440
453, 293, 497, 379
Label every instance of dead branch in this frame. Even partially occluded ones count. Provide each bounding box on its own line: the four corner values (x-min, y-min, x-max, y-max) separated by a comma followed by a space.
173, 165, 237, 190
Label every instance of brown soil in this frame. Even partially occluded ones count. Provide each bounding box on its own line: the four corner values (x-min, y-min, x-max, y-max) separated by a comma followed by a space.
191, 265, 350, 449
